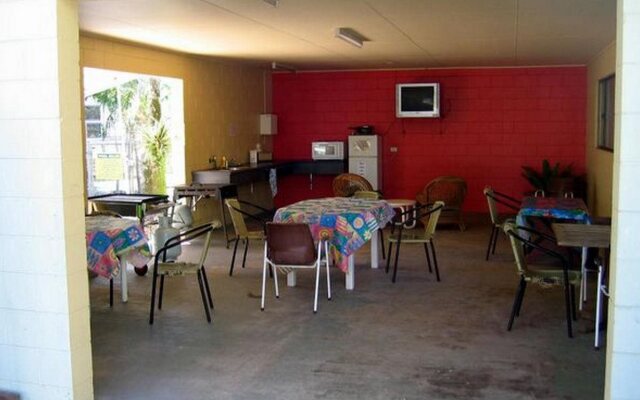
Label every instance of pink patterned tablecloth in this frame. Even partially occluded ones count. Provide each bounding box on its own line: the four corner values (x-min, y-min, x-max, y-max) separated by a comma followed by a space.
85, 216, 151, 279
273, 197, 395, 272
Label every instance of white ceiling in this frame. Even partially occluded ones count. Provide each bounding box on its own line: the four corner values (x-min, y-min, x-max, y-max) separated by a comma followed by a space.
78, 0, 617, 70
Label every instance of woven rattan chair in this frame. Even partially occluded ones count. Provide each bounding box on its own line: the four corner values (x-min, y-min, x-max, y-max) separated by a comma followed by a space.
332, 173, 374, 197
417, 176, 467, 231
503, 221, 581, 338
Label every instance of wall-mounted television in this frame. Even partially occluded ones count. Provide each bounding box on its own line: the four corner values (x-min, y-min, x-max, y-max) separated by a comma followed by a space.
396, 83, 440, 118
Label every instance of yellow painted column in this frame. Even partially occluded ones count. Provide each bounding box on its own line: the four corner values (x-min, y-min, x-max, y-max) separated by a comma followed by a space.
0, 0, 93, 398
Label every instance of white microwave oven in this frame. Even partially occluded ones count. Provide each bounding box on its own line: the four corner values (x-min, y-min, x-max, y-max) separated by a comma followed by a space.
312, 141, 344, 160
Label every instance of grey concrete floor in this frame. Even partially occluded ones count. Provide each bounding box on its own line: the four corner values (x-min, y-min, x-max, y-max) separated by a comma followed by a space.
89, 216, 605, 399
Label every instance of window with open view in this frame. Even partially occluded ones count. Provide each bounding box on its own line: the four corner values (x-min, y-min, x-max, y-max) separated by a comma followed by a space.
597, 74, 615, 151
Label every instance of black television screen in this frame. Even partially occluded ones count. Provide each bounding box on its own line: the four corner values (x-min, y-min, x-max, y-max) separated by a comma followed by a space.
396, 83, 440, 118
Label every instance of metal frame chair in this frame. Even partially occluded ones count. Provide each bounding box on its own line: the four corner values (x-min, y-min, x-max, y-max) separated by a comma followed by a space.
261, 223, 331, 313
483, 186, 520, 260
225, 198, 270, 276
503, 221, 581, 338
149, 222, 218, 324
386, 201, 444, 283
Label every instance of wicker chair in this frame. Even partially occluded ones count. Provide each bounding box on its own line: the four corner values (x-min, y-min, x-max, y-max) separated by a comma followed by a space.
416, 176, 467, 231
332, 173, 374, 197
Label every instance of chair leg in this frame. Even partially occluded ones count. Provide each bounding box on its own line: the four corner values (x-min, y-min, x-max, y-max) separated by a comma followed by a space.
273, 264, 280, 299
423, 243, 433, 273
242, 239, 249, 269
261, 244, 268, 311
515, 280, 527, 317
595, 263, 604, 349
570, 283, 577, 321
109, 278, 113, 308
508, 277, 526, 331
379, 229, 386, 260
149, 268, 158, 325
485, 226, 496, 261
314, 261, 321, 314
196, 270, 212, 323
563, 275, 574, 338
392, 239, 402, 283
491, 227, 499, 255
386, 241, 393, 274
229, 237, 239, 276
325, 241, 331, 300
201, 267, 214, 309
430, 241, 441, 282
158, 275, 165, 310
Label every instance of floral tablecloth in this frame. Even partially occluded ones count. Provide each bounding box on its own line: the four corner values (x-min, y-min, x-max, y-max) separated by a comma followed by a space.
517, 196, 591, 224
273, 197, 395, 272
85, 216, 151, 279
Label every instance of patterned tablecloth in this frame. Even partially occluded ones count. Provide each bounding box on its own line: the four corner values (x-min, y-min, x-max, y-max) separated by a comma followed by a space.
273, 197, 395, 272
517, 196, 591, 224
85, 216, 151, 279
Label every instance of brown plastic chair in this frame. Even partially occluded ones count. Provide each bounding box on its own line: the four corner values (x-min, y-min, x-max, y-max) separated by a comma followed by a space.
483, 187, 520, 260
332, 173, 374, 197
261, 223, 331, 313
225, 198, 268, 276
417, 176, 467, 231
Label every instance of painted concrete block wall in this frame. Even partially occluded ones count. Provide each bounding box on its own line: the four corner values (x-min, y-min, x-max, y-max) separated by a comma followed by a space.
0, 0, 93, 399
606, 1, 640, 398
586, 41, 616, 217
272, 67, 587, 211
79, 35, 274, 218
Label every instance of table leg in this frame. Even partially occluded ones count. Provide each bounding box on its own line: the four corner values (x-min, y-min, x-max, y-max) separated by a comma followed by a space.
371, 230, 379, 269
595, 263, 604, 349
346, 255, 355, 290
579, 246, 588, 311
287, 271, 297, 287
120, 263, 128, 303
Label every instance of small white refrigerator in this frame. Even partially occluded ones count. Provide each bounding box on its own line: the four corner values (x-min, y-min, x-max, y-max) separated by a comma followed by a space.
348, 135, 382, 191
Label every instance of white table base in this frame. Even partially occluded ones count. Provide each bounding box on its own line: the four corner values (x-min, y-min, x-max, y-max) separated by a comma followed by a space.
120, 263, 129, 302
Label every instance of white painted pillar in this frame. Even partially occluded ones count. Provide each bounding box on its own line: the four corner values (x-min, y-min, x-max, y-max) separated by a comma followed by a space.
0, 1, 93, 399
605, 1, 640, 398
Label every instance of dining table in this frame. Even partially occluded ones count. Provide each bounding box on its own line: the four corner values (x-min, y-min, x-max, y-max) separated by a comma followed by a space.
85, 215, 151, 302
517, 196, 593, 309
273, 197, 395, 290
552, 222, 611, 349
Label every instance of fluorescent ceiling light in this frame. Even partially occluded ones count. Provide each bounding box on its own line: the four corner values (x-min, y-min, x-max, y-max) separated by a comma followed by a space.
271, 62, 296, 72
335, 27, 367, 48
263, 0, 279, 7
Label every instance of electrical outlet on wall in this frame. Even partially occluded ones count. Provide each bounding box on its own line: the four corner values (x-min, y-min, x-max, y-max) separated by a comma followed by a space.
390, 146, 398, 153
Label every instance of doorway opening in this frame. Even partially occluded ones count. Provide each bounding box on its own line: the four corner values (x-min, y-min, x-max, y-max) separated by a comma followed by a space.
82, 67, 185, 197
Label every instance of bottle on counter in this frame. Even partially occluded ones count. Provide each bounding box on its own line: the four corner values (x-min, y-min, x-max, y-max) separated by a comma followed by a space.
221, 156, 227, 169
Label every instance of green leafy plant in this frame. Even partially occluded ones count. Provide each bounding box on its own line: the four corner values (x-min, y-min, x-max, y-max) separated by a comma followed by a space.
142, 124, 171, 194
521, 160, 575, 193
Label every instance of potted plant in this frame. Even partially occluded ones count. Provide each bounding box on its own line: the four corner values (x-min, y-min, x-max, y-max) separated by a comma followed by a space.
521, 160, 584, 197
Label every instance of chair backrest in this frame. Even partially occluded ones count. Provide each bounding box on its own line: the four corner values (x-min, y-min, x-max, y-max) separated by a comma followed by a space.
155, 222, 215, 267
332, 173, 374, 197
421, 201, 445, 236
352, 190, 381, 200
225, 198, 249, 237
503, 222, 528, 276
418, 176, 467, 208
266, 223, 316, 265
483, 187, 500, 224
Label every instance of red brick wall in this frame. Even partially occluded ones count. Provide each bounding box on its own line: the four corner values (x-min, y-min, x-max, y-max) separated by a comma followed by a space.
272, 67, 586, 211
